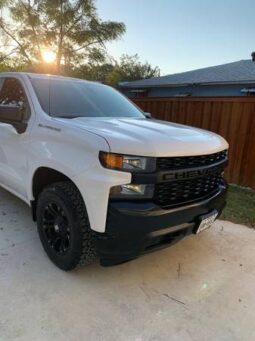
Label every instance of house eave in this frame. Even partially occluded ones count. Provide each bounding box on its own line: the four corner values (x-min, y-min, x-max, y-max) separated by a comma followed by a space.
121, 80, 255, 89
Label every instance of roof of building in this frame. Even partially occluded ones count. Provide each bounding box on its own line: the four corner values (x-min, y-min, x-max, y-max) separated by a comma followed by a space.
120, 59, 255, 88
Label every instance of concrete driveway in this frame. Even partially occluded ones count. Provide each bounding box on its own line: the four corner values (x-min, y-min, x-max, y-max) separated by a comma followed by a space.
0, 187, 254, 341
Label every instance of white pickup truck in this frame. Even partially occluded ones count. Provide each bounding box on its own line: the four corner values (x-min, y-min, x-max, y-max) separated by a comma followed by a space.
0, 72, 228, 270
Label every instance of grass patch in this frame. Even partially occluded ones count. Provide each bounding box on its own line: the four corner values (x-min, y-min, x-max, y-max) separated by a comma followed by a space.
221, 185, 255, 228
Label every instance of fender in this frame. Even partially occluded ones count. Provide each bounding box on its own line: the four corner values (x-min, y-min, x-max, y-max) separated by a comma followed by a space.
28, 117, 131, 233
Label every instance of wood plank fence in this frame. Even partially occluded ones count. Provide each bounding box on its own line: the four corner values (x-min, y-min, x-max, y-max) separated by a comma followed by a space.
132, 97, 255, 190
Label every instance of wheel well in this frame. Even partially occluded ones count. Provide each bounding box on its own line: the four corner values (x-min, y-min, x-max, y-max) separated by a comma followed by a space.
31, 167, 73, 221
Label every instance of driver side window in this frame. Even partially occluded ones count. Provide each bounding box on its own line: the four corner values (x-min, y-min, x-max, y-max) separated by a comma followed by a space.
0, 78, 30, 119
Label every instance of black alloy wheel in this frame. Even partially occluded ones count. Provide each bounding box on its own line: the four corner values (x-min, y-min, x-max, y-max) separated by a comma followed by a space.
36, 181, 97, 271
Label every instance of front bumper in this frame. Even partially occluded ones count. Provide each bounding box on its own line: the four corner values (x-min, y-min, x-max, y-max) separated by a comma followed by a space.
93, 186, 227, 266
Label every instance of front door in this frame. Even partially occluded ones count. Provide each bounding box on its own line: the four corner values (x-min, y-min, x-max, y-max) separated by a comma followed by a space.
0, 77, 31, 200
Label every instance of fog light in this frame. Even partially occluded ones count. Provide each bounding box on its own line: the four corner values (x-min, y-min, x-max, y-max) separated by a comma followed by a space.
110, 184, 154, 199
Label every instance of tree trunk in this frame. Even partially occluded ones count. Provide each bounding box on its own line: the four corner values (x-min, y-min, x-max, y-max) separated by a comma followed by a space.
56, 0, 64, 74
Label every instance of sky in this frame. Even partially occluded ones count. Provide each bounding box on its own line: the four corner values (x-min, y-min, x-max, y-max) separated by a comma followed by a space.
97, 0, 255, 75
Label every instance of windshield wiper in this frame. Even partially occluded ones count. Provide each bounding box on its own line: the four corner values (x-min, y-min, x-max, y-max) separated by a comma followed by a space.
55, 115, 81, 119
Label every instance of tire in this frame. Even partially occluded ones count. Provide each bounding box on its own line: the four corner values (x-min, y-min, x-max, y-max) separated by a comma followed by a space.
36, 181, 97, 271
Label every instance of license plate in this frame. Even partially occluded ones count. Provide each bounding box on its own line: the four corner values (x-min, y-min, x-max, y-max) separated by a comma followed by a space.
196, 211, 218, 234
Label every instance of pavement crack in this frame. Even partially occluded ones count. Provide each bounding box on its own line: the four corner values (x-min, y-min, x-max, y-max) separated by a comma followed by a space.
177, 262, 181, 278
139, 285, 151, 299
162, 293, 186, 306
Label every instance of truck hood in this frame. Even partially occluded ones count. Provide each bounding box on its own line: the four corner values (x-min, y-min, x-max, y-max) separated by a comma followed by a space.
54, 117, 228, 157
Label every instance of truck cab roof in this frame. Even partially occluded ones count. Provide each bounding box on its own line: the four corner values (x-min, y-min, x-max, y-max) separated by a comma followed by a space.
0, 71, 99, 85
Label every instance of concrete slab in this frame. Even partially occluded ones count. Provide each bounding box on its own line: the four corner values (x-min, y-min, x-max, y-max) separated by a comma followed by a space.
0, 187, 254, 341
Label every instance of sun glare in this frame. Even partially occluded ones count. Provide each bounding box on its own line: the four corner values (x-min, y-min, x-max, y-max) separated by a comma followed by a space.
42, 50, 56, 63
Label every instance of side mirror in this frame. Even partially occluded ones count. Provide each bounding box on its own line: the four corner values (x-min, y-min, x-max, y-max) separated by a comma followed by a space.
143, 112, 152, 119
0, 105, 27, 134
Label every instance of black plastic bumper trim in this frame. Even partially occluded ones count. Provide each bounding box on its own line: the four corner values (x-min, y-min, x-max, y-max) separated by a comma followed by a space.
93, 186, 227, 266
149, 222, 195, 237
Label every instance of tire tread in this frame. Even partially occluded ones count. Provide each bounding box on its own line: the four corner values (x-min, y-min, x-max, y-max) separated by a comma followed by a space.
38, 181, 97, 270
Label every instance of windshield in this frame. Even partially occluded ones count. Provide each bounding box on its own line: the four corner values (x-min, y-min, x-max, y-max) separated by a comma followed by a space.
31, 77, 144, 119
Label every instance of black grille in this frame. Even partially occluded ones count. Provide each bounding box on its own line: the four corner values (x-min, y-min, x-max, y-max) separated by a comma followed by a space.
157, 150, 228, 170
154, 173, 224, 208
154, 150, 228, 208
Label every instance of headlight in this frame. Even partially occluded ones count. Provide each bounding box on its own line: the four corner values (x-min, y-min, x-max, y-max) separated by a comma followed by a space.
99, 152, 156, 173
110, 184, 154, 199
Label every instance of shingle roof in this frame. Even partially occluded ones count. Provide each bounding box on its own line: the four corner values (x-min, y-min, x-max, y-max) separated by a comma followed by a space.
121, 60, 255, 88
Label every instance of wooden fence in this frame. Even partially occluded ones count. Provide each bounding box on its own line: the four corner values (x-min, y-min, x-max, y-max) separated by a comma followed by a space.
132, 97, 255, 190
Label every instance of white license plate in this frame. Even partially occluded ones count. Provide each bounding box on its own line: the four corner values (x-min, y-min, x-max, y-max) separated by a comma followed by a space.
196, 211, 218, 234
